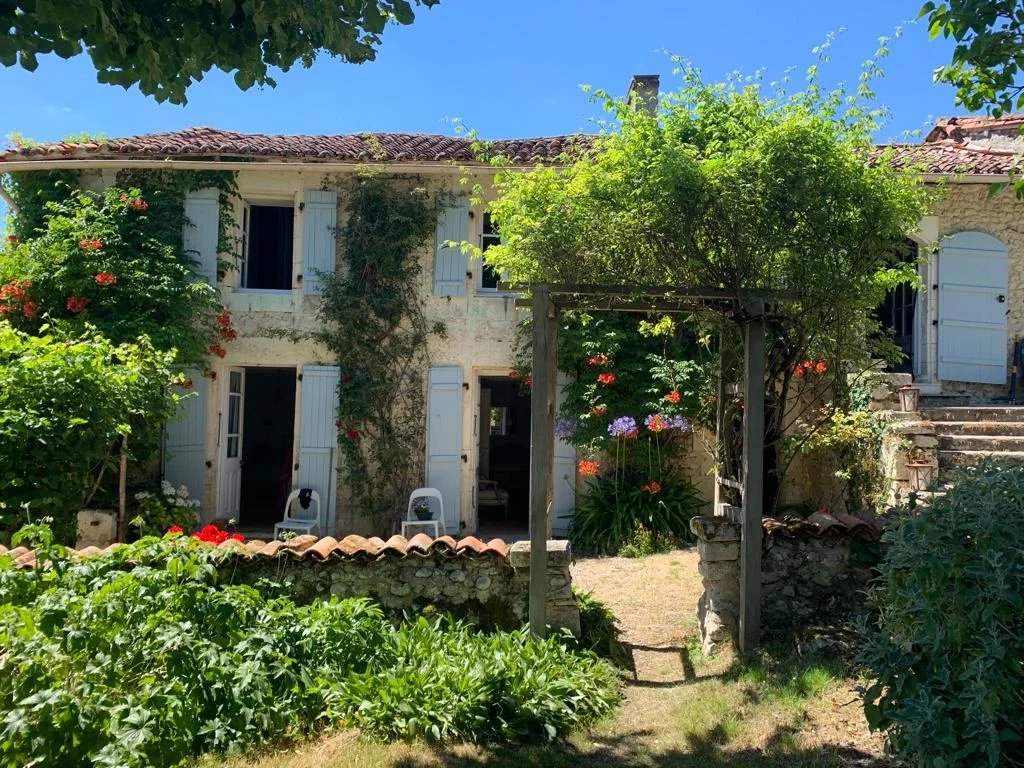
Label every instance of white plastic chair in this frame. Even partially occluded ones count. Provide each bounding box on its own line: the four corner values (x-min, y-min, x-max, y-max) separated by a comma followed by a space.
274, 489, 322, 539
402, 487, 445, 538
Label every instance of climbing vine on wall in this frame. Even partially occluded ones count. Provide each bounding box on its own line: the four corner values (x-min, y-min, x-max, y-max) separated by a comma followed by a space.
314, 175, 440, 528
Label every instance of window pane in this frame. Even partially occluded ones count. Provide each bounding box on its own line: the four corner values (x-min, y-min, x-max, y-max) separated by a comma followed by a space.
243, 204, 294, 289
228, 394, 240, 434
227, 435, 239, 458
229, 371, 242, 394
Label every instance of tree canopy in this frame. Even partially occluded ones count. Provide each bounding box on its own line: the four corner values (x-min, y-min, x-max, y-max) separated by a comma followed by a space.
922, 0, 1024, 115
0, 0, 439, 104
484, 70, 931, 512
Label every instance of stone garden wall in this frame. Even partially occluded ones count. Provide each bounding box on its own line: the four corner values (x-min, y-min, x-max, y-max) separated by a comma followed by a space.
690, 513, 879, 654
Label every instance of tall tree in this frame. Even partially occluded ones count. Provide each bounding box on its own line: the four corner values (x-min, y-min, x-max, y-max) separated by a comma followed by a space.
0, 0, 439, 104
483, 71, 930, 513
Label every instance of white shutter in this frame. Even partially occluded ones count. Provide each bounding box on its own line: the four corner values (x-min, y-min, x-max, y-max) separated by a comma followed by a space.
938, 231, 1009, 384
182, 188, 220, 285
427, 366, 464, 532
551, 372, 577, 537
298, 364, 340, 533
302, 189, 338, 295
164, 371, 208, 511
433, 196, 469, 296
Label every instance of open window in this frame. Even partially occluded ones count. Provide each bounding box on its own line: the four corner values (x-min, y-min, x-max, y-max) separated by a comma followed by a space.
241, 203, 294, 290
479, 212, 502, 292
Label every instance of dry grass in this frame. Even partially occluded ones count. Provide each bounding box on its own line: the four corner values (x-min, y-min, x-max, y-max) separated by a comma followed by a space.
206, 549, 887, 768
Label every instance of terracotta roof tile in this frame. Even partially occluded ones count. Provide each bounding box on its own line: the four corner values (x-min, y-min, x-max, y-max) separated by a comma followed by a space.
0, 127, 594, 166
762, 512, 883, 541
874, 141, 1018, 176
1, 534, 512, 569
925, 114, 1024, 143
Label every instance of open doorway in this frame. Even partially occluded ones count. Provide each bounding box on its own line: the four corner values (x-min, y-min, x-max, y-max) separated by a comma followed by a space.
477, 376, 531, 537
238, 367, 296, 528
876, 239, 919, 374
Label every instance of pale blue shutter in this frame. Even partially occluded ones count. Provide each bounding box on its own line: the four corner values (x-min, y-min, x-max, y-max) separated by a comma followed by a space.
163, 371, 208, 512
302, 190, 338, 295
433, 196, 469, 296
551, 373, 577, 537
427, 366, 464, 532
298, 364, 340, 533
182, 188, 219, 285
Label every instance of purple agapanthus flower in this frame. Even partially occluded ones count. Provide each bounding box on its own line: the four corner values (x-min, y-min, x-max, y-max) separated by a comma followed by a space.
671, 415, 690, 433
555, 419, 577, 440
608, 416, 638, 438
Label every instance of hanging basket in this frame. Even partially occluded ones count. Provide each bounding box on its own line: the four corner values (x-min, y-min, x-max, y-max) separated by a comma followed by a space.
907, 460, 936, 491
897, 385, 920, 413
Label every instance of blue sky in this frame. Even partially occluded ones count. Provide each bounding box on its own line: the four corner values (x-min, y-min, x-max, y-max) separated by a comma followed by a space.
0, 1, 966, 148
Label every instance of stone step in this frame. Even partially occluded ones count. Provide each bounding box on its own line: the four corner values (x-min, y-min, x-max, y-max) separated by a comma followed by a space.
938, 449, 1024, 471
920, 394, 971, 408
933, 420, 1024, 436
937, 434, 1024, 451
922, 406, 1024, 424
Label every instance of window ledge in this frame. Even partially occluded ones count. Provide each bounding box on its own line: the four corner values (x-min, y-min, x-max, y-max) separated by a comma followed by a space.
226, 290, 295, 313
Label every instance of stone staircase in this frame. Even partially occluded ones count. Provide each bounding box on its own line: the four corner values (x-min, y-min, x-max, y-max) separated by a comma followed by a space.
923, 407, 1024, 484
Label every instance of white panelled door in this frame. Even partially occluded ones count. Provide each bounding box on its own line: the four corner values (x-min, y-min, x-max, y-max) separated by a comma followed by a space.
217, 368, 244, 519
427, 366, 464, 533
551, 373, 577, 537
164, 370, 208, 512
298, 365, 340, 533
938, 231, 1010, 384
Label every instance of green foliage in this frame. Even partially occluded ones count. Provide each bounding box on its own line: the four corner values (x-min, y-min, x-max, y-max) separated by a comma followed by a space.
617, 523, 681, 558
859, 462, 1024, 767
570, 469, 703, 555
574, 589, 629, 668
0, 529, 618, 765
329, 616, 619, 742
131, 480, 202, 537
0, 322, 177, 543
1, 185, 225, 361
0, 0, 440, 104
485, 62, 931, 513
1, 169, 81, 238
314, 175, 439, 527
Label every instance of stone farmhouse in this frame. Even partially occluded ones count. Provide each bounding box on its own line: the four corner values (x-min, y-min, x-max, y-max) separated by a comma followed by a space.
2, 94, 1022, 537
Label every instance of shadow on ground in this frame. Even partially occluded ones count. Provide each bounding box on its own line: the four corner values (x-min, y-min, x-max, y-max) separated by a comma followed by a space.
386, 722, 888, 768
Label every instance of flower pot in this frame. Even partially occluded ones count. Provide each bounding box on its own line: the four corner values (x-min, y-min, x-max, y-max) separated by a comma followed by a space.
415, 508, 432, 521
907, 461, 936, 491
897, 385, 920, 413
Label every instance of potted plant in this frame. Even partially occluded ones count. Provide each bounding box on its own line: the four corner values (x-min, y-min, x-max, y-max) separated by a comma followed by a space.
413, 499, 432, 521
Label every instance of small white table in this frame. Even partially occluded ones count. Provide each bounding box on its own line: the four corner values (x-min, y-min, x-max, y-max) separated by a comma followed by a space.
401, 520, 443, 538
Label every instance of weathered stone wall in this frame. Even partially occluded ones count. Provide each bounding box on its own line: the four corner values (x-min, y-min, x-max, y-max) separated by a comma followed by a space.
691, 514, 878, 653
224, 538, 580, 634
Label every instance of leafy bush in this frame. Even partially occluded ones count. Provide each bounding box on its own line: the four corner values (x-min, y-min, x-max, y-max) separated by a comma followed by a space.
859, 462, 1024, 767
0, 322, 177, 542
130, 480, 201, 536
0, 527, 619, 766
570, 469, 703, 555
574, 589, 629, 668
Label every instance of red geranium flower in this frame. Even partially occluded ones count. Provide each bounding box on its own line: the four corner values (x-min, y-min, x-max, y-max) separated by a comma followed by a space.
346, 430, 360, 440
167, 525, 184, 535
95, 272, 117, 286
597, 372, 616, 385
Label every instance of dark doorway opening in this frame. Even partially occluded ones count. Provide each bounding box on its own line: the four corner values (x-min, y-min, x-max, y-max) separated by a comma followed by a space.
477, 376, 531, 536
240, 367, 296, 526
876, 239, 918, 374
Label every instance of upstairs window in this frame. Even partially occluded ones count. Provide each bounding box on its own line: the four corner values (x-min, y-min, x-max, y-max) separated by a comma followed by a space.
242, 204, 294, 290
480, 212, 501, 291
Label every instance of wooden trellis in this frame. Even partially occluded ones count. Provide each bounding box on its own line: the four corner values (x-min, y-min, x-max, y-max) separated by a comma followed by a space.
521, 283, 796, 654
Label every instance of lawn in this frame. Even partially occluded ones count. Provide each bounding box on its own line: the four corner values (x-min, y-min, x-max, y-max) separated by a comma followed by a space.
208, 549, 885, 768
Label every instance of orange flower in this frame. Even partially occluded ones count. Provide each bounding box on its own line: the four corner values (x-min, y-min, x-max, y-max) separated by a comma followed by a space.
577, 459, 600, 477
21, 300, 36, 319
590, 405, 607, 416
597, 372, 616, 385
641, 481, 662, 494
508, 370, 521, 379
66, 296, 90, 313
130, 198, 148, 210
79, 239, 103, 251
794, 364, 805, 379
94, 272, 117, 286
587, 354, 609, 366
664, 390, 681, 404
207, 344, 227, 359
814, 359, 828, 375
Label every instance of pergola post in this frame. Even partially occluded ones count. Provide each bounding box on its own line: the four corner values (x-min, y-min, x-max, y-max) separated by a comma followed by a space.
740, 299, 765, 654
529, 284, 558, 637
714, 326, 730, 513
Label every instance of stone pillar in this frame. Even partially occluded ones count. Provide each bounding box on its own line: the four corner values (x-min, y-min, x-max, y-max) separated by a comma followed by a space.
690, 515, 741, 655
509, 540, 581, 636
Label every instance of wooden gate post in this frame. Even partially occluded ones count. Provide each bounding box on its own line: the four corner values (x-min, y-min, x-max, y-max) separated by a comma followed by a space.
529, 284, 558, 637
740, 299, 765, 654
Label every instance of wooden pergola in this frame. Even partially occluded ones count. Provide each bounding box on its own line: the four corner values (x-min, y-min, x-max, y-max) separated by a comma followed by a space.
522, 283, 796, 654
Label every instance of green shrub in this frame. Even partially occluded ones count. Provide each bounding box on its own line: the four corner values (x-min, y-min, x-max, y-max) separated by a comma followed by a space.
0, 527, 619, 766
574, 589, 629, 669
859, 462, 1024, 767
570, 469, 703, 555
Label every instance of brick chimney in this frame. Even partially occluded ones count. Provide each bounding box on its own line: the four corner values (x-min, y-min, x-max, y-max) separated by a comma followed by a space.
627, 74, 660, 116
